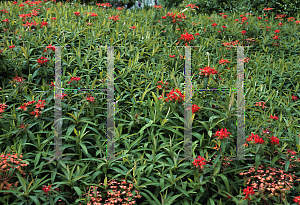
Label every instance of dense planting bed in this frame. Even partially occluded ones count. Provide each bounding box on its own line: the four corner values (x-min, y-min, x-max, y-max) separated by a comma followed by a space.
0, 1, 300, 204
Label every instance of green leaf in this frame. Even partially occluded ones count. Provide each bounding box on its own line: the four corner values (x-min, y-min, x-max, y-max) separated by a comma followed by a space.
34, 152, 41, 168
198, 120, 209, 132
138, 119, 154, 137
73, 186, 82, 197
79, 143, 90, 157
285, 157, 290, 172
218, 174, 230, 192
111, 167, 127, 176
142, 189, 161, 205
165, 193, 183, 205
255, 154, 260, 170
175, 186, 189, 197
209, 198, 216, 205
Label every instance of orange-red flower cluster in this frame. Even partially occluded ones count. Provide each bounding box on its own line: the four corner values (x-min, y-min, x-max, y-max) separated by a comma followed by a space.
255, 101, 266, 109
165, 12, 186, 24
294, 196, 300, 205
218, 58, 230, 65
109, 15, 119, 21
17, 100, 46, 118
156, 81, 169, 90
199, 66, 218, 77
269, 136, 279, 145
192, 156, 206, 170
243, 186, 255, 200
163, 88, 185, 104
42, 185, 51, 196
246, 133, 265, 144
38, 56, 50, 65
153, 5, 163, 9
186, 4, 198, 9
214, 128, 231, 140
67, 76, 81, 84
96, 3, 112, 7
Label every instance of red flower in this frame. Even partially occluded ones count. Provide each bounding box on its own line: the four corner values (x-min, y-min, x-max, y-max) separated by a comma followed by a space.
3, 19, 9, 23
243, 186, 255, 200
186, 4, 199, 9
30, 109, 41, 118
51, 17, 56, 20
16, 122, 27, 130
9, 45, 15, 49
0, 103, 7, 114
235, 19, 239, 22
90, 13, 97, 17
241, 30, 246, 35
278, 22, 283, 26
13, 76, 25, 83
109, 15, 119, 21
214, 128, 231, 140
218, 58, 230, 65
287, 149, 296, 155
222, 26, 226, 29
46, 45, 56, 51
212, 23, 217, 27
35, 102, 45, 110
19, 3, 25, 7
292, 95, 298, 101
246, 133, 265, 144
180, 32, 194, 42
116, 7, 123, 10
186, 104, 201, 114
18, 105, 28, 111
269, 115, 278, 120
199, 66, 218, 77
269, 136, 279, 145
162, 16, 166, 19
130, 26, 136, 29
169, 55, 175, 58
263, 7, 273, 11
255, 101, 266, 109
275, 29, 280, 33
164, 88, 185, 103
87, 96, 95, 102
60, 93, 67, 100
74, 11, 80, 16
273, 35, 279, 40
38, 56, 50, 65
257, 17, 262, 20
42, 185, 51, 196
222, 15, 227, 19
153, 5, 163, 9
192, 156, 206, 170
40, 21, 48, 28
254, 136, 265, 144
23, 20, 39, 27
294, 196, 300, 205
195, 33, 200, 36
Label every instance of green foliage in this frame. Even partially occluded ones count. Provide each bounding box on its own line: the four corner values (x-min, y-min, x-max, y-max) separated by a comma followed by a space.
0, 0, 300, 204
181, 0, 300, 17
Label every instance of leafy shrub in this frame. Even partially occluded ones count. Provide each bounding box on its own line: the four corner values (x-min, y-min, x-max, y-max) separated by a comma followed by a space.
180, 0, 300, 17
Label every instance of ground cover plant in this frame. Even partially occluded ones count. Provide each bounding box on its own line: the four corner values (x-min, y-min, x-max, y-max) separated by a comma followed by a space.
0, 0, 300, 204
